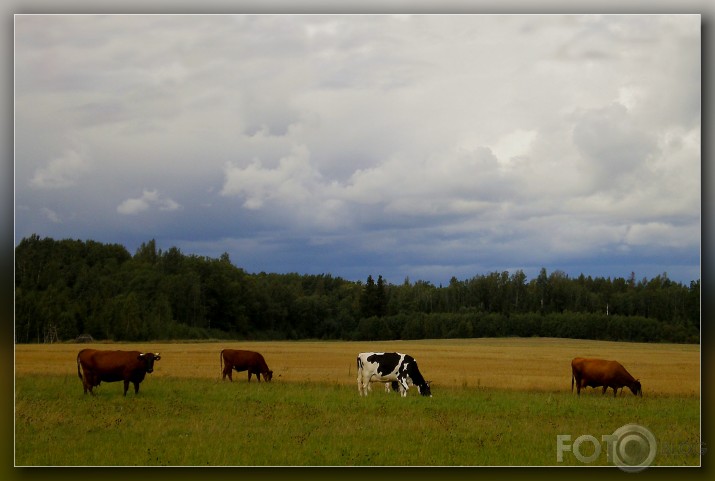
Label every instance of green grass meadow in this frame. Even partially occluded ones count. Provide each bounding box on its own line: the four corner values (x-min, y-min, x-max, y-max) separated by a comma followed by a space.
15, 374, 700, 467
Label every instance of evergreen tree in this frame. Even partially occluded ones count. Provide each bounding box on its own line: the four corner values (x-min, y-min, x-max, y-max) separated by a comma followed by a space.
376, 275, 387, 317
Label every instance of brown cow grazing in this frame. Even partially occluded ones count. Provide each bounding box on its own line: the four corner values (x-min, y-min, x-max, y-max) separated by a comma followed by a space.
571, 357, 642, 397
77, 349, 161, 396
221, 349, 273, 382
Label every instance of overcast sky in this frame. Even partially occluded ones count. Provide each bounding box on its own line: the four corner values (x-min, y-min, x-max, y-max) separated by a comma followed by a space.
14, 14, 701, 286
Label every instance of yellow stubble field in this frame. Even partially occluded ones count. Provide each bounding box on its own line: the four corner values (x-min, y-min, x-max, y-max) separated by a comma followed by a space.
14, 337, 700, 396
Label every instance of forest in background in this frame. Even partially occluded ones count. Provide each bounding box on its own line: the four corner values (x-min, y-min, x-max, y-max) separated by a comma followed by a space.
14, 235, 700, 344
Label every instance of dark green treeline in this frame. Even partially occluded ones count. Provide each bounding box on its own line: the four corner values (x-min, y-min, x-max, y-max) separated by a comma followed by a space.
14, 235, 700, 344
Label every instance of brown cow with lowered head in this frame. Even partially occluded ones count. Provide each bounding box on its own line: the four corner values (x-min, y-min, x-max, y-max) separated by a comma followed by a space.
77, 349, 161, 396
221, 349, 273, 382
571, 357, 642, 397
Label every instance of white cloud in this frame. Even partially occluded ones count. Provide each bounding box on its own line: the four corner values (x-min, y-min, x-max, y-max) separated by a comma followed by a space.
117, 193, 153, 215
41, 207, 61, 224
30, 148, 90, 189
221, 145, 319, 209
489, 129, 538, 165
117, 189, 181, 215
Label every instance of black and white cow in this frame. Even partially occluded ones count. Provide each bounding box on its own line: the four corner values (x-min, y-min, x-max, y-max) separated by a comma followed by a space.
357, 352, 431, 397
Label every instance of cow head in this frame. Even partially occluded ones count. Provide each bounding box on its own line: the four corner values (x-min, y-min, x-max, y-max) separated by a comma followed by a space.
418, 381, 432, 397
263, 370, 274, 382
631, 379, 642, 397
138, 352, 161, 373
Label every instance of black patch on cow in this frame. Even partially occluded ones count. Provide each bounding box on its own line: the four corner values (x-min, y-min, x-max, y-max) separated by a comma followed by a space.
366, 352, 401, 377
400, 355, 425, 385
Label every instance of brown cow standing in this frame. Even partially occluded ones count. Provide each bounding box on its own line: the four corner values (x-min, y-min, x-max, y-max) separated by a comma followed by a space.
221, 349, 273, 382
571, 357, 642, 397
77, 349, 161, 396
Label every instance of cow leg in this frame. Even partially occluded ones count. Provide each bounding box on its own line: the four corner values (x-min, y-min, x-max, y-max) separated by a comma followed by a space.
88, 374, 98, 395
123, 380, 130, 397
222, 365, 232, 381
134, 381, 140, 394
81, 370, 93, 395
358, 375, 371, 396
398, 377, 409, 397
365, 376, 373, 395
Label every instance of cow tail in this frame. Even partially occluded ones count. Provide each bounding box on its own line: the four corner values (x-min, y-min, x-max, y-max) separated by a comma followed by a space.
77, 353, 83, 380
571, 372, 574, 392
219, 350, 223, 379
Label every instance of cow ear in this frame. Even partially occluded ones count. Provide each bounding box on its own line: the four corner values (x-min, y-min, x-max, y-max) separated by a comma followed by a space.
155, 353, 161, 360
138, 353, 144, 360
